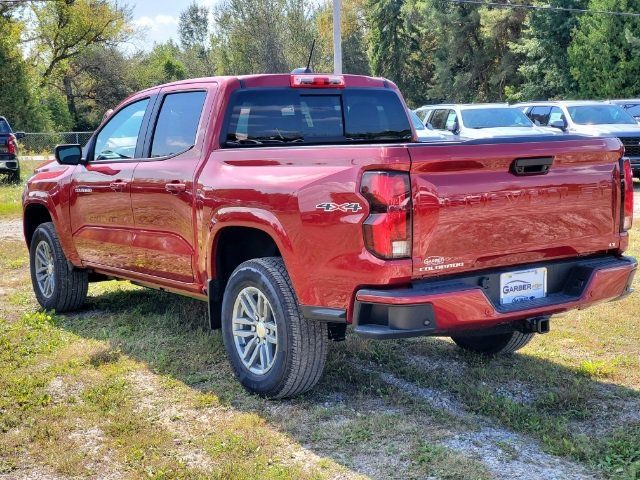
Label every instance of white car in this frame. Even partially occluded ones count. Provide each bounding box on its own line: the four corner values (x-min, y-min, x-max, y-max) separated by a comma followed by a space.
516, 100, 640, 177
417, 103, 560, 139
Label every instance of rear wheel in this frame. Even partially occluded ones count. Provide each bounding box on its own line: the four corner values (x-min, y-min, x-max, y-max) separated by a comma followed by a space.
221, 257, 327, 398
451, 330, 534, 355
8, 168, 20, 184
29, 222, 88, 312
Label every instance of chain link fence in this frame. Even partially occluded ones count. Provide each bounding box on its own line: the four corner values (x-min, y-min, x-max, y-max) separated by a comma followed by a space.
18, 132, 94, 156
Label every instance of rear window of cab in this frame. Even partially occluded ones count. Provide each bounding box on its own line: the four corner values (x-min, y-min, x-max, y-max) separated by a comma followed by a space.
223, 88, 412, 146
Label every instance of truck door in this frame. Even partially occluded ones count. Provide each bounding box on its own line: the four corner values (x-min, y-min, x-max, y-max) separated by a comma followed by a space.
69, 96, 155, 270
129, 83, 214, 284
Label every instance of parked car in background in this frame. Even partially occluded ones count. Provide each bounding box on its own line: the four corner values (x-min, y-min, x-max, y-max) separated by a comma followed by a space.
409, 110, 448, 141
22, 73, 636, 398
608, 99, 640, 122
0, 116, 25, 183
517, 101, 640, 178
418, 103, 559, 138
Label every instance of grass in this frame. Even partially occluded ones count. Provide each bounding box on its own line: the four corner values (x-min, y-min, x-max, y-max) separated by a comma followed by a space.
0, 159, 42, 218
0, 189, 638, 478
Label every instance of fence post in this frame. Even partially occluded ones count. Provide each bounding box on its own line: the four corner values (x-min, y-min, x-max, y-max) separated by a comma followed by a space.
75, 133, 79, 144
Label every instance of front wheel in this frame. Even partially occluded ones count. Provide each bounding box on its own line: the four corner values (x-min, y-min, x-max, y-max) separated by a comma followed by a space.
451, 330, 534, 355
221, 257, 327, 398
29, 222, 88, 312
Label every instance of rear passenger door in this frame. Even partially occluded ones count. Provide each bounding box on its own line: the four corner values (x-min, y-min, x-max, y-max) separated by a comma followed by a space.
129, 83, 215, 285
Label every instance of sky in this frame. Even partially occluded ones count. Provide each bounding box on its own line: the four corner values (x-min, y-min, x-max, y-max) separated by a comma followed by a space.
129, 0, 216, 51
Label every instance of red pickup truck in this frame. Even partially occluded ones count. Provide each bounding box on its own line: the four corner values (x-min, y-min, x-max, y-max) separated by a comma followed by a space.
23, 73, 636, 398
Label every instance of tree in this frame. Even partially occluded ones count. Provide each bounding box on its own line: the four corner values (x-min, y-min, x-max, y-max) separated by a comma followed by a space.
179, 2, 210, 51
507, 0, 586, 101
29, 0, 132, 81
0, 16, 51, 131
569, 0, 640, 98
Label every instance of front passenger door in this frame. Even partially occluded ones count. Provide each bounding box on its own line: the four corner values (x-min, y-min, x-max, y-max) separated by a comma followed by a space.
69, 96, 155, 270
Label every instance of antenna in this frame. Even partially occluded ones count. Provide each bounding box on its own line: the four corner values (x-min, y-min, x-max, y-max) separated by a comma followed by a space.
291, 39, 316, 74
306, 38, 316, 73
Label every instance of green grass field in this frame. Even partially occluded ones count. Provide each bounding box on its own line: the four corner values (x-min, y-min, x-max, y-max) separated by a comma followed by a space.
0, 171, 638, 479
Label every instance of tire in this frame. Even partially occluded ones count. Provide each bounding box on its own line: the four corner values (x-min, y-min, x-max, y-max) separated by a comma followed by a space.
29, 222, 88, 312
9, 168, 20, 184
451, 330, 535, 355
221, 257, 327, 399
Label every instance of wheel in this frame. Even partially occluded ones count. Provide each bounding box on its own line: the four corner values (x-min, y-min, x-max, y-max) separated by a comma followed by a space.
451, 330, 535, 355
9, 168, 20, 184
29, 222, 88, 312
221, 257, 327, 398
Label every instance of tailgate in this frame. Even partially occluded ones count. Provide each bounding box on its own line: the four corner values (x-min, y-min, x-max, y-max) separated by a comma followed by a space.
408, 136, 623, 278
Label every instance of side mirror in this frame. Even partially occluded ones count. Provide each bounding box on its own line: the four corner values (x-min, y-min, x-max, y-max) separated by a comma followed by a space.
54, 144, 83, 165
102, 109, 114, 122
446, 121, 459, 134
549, 119, 566, 131
14, 132, 25, 140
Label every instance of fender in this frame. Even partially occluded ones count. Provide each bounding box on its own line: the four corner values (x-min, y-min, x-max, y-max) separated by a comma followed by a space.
23, 193, 82, 266
203, 206, 295, 281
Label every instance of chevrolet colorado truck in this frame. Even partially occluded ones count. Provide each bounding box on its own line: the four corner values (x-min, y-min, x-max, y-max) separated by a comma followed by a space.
0, 116, 25, 183
23, 74, 636, 398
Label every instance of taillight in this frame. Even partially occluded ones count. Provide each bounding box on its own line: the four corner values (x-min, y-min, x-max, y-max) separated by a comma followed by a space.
7, 137, 15, 155
361, 171, 412, 259
290, 74, 345, 88
621, 158, 633, 231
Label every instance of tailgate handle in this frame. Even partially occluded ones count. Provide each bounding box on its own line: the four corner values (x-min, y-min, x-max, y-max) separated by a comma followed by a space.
511, 157, 553, 176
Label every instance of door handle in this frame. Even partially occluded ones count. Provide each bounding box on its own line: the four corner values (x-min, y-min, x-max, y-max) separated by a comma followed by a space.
165, 182, 187, 194
510, 157, 553, 176
109, 180, 127, 191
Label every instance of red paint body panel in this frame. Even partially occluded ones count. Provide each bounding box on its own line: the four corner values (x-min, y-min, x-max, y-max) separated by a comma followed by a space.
22, 74, 635, 333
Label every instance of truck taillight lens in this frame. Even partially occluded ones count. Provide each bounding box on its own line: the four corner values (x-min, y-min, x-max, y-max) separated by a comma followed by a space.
622, 158, 633, 231
361, 171, 412, 259
7, 137, 15, 155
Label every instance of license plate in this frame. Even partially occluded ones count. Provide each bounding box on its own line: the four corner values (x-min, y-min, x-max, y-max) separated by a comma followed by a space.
500, 267, 547, 305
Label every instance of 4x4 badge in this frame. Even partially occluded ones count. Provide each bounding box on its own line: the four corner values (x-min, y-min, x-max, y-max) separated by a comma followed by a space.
316, 202, 362, 213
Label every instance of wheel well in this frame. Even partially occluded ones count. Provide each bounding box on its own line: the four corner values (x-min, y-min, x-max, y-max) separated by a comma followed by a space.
213, 227, 281, 293
24, 204, 52, 249
208, 227, 281, 329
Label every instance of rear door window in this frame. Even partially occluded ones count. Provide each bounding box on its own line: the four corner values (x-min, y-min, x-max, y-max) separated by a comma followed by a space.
151, 91, 207, 157
224, 89, 411, 146
0, 119, 10, 134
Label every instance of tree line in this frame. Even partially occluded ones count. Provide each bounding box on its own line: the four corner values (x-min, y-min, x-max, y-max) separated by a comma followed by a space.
1, 0, 640, 132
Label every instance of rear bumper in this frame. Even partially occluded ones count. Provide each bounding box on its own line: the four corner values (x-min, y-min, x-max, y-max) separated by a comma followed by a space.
0, 158, 19, 172
353, 255, 636, 339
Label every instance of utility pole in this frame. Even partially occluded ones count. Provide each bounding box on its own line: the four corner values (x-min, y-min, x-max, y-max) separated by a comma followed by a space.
333, 0, 342, 74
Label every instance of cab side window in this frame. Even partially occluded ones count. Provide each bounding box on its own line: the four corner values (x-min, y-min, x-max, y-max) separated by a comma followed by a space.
94, 99, 149, 160
150, 91, 207, 158
445, 110, 458, 130
430, 109, 449, 130
548, 107, 565, 125
528, 106, 551, 126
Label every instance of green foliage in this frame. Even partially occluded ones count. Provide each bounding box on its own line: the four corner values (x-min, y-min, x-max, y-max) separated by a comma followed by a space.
569, 0, 640, 98
0, 18, 52, 131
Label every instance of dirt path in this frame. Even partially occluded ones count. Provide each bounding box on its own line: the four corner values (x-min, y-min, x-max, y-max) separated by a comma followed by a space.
0, 218, 23, 241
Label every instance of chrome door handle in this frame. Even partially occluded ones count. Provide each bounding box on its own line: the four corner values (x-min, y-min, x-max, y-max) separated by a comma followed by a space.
109, 181, 127, 192
165, 182, 186, 194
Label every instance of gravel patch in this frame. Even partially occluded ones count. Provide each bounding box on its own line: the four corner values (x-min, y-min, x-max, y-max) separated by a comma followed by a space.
0, 218, 23, 241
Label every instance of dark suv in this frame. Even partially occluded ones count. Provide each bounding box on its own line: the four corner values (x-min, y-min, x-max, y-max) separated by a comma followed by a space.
0, 116, 24, 183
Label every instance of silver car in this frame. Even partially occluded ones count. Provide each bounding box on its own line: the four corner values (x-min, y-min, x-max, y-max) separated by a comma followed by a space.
408, 110, 449, 142
416, 103, 559, 139
516, 100, 640, 177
